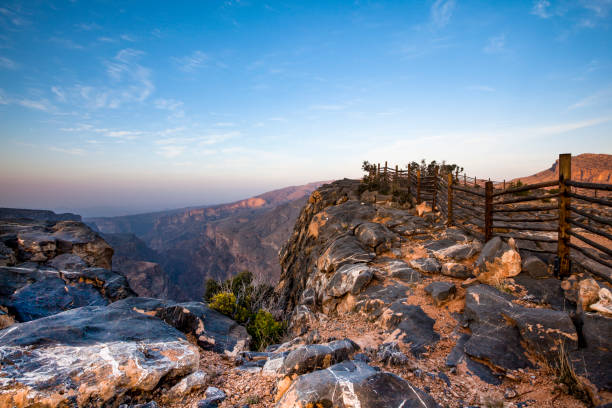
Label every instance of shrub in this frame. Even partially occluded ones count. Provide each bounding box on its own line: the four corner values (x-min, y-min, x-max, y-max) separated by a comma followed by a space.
248, 309, 285, 351
209, 291, 237, 316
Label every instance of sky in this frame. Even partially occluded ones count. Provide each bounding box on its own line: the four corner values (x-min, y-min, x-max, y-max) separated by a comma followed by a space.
0, 0, 611, 216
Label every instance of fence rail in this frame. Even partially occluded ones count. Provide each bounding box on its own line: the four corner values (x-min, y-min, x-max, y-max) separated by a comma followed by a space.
366, 154, 612, 284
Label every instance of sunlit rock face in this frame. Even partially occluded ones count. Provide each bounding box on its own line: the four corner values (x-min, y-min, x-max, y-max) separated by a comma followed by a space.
0, 306, 200, 408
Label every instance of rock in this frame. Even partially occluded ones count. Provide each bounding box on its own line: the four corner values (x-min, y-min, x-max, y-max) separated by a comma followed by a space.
0, 241, 15, 266
380, 301, 439, 356
424, 281, 456, 306
276, 360, 438, 407
473, 237, 521, 284
0, 306, 200, 407
197, 387, 227, 408
317, 235, 375, 274
354, 222, 397, 253
513, 272, 573, 311
9, 276, 108, 322
110, 298, 250, 355
410, 257, 441, 274
433, 243, 481, 261
463, 284, 530, 370
504, 387, 518, 399
578, 277, 601, 312
17, 230, 57, 262
119, 402, 159, 408
167, 370, 208, 399
262, 355, 286, 376
326, 263, 374, 297
46, 253, 87, 271
376, 342, 411, 366
590, 287, 612, 316
445, 333, 502, 385
416, 202, 432, 217
521, 255, 550, 279
378, 259, 422, 282
441, 262, 472, 279
281, 338, 359, 377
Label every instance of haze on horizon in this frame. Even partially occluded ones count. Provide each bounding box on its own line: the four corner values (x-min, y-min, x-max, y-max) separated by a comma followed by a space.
0, 0, 611, 217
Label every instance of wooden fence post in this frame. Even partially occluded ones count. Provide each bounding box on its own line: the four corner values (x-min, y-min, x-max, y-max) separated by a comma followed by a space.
464, 174, 466, 186
417, 169, 421, 203
394, 164, 398, 192
377, 163, 380, 183
485, 181, 493, 242
558, 153, 571, 278
384, 161, 388, 187
447, 173, 453, 226
432, 166, 438, 211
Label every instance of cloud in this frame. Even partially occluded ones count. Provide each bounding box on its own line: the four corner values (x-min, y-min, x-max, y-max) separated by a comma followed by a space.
483, 34, 506, 54
173, 50, 207, 72
531, 116, 612, 135
154, 98, 185, 118
50, 37, 84, 50
531, 0, 552, 18
157, 145, 186, 158
51, 86, 66, 102
105, 130, 142, 139
75, 22, 101, 31
71, 48, 153, 109
49, 146, 85, 155
431, 0, 456, 28
120, 34, 136, 42
0, 6, 29, 28
568, 85, 612, 110
16, 98, 54, 112
214, 122, 236, 127
310, 104, 347, 111
0, 56, 17, 69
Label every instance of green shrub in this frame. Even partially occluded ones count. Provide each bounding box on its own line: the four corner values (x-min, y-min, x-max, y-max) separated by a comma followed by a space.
248, 309, 285, 351
209, 292, 236, 316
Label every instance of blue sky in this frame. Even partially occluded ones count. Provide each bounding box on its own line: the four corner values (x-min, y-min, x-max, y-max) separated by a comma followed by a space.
0, 0, 611, 216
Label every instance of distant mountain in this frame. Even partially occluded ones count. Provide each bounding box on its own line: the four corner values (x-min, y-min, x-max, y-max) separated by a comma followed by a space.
87, 181, 328, 300
511, 153, 611, 185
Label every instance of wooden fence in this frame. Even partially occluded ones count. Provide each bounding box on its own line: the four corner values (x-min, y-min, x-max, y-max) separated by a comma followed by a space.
367, 154, 612, 284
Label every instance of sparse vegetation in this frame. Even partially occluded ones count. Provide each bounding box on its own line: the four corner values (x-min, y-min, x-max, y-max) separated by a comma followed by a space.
508, 180, 530, 196
548, 343, 590, 404
204, 271, 285, 350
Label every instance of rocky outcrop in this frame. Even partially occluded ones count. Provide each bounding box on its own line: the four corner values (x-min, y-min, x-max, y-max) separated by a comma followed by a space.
0, 306, 200, 407
473, 236, 521, 284
276, 360, 437, 408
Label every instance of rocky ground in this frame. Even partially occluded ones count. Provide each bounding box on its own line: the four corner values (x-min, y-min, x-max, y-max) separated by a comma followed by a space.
1, 179, 611, 408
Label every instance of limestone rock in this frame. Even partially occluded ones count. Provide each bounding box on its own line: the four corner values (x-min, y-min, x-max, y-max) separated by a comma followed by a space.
590, 287, 612, 316
325, 263, 374, 297
317, 235, 374, 274
521, 255, 550, 279
432, 243, 481, 261
473, 237, 521, 284
377, 259, 422, 282
197, 387, 227, 408
416, 202, 432, 217
578, 277, 601, 312
0, 241, 15, 266
441, 262, 472, 279
0, 306, 199, 407
167, 370, 208, 399
410, 257, 441, 273
281, 338, 359, 377
424, 281, 456, 306
354, 222, 397, 253
380, 300, 439, 356
276, 360, 437, 408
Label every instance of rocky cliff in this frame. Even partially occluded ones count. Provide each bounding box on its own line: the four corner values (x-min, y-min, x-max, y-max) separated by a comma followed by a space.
87, 182, 326, 300
272, 179, 612, 407
512, 153, 612, 184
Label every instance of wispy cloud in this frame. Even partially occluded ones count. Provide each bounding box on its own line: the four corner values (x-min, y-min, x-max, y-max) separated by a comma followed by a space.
483, 34, 506, 54
0, 6, 29, 29
75, 22, 101, 31
531, 0, 552, 18
431, 0, 456, 28
0, 55, 17, 69
50, 37, 84, 50
154, 98, 185, 118
310, 104, 347, 111
568, 85, 612, 110
51, 86, 66, 102
49, 146, 85, 155
16, 98, 54, 112
173, 50, 207, 72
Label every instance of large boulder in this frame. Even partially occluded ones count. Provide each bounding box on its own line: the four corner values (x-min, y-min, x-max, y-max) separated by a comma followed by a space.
473, 237, 521, 284
276, 360, 438, 408
380, 300, 439, 356
409, 257, 441, 274
424, 281, 456, 306
354, 222, 397, 253
0, 306, 199, 407
109, 297, 250, 354
317, 235, 375, 274
325, 263, 374, 298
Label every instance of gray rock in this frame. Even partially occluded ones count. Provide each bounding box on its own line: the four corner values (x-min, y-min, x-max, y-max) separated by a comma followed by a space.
276, 360, 438, 408
433, 243, 481, 261
424, 281, 456, 306
377, 259, 422, 283
0, 241, 15, 266
167, 370, 208, 399
380, 301, 439, 356
410, 257, 441, 274
441, 262, 472, 279
317, 235, 375, 274
197, 387, 227, 408
46, 253, 87, 271
326, 263, 374, 297
377, 342, 410, 366
473, 237, 521, 284
281, 338, 359, 376
522, 256, 550, 279
354, 222, 397, 253
0, 305, 200, 407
